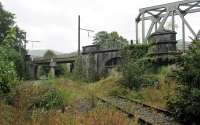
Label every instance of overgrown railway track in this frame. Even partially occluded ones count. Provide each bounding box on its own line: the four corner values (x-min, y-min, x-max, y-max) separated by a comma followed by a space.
96, 96, 183, 125
117, 95, 172, 116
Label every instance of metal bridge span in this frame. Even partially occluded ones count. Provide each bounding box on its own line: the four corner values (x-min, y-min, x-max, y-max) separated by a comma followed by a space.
136, 0, 200, 51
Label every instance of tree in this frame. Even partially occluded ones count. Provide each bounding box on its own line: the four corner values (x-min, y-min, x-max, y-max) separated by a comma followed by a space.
93, 31, 128, 49
0, 2, 26, 93
8, 26, 26, 79
0, 28, 18, 94
43, 50, 57, 58
0, 2, 15, 43
0, 2, 26, 79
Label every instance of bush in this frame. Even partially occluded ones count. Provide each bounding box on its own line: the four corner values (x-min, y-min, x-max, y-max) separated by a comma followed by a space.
7, 82, 65, 110
33, 85, 64, 110
121, 44, 149, 61
0, 47, 17, 94
167, 41, 200, 124
121, 61, 144, 90
167, 87, 200, 124
0, 27, 27, 94
176, 41, 200, 88
120, 44, 149, 90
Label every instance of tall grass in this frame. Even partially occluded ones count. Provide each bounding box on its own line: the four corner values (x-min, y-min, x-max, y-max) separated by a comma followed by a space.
128, 66, 178, 108
86, 70, 128, 97
27, 105, 136, 125
0, 66, 179, 125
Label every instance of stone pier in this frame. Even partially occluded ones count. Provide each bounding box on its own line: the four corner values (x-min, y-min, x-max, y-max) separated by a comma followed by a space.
49, 59, 57, 78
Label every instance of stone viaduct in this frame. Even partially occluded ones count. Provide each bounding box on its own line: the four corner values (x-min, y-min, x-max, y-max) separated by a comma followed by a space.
26, 54, 76, 80
26, 45, 121, 80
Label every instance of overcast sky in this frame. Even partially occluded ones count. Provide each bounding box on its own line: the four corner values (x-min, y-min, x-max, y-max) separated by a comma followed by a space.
1, 0, 200, 53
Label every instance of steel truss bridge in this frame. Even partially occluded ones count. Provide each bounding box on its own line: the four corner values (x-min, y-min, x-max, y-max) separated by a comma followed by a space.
136, 0, 200, 51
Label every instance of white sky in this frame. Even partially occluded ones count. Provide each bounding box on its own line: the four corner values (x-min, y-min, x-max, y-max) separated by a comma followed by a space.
1, 0, 200, 53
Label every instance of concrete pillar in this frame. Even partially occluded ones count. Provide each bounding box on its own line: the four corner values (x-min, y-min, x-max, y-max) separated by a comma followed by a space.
49, 59, 56, 78
70, 62, 74, 73
25, 54, 37, 80
28, 64, 38, 80
50, 67, 55, 78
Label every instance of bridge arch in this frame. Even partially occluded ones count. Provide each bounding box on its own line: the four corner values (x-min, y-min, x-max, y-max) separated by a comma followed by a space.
104, 57, 121, 68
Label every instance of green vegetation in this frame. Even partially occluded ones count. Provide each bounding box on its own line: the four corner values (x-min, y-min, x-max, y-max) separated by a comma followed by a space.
121, 61, 145, 89
0, 77, 136, 125
167, 41, 200, 124
176, 41, 200, 88
72, 56, 87, 81
1, 1, 200, 124
120, 44, 150, 90
121, 44, 149, 60
168, 87, 200, 124
0, 2, 26, 94
118, 44, 179, 108
37, 50, 69, 79
93, 31, 128, 49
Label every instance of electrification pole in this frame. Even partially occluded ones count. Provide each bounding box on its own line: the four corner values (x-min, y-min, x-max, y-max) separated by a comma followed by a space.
78, 15, 81, 56
77, 15, 94, 56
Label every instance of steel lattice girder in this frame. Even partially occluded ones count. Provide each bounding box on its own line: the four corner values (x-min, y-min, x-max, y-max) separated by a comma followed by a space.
135, 0, 200, 50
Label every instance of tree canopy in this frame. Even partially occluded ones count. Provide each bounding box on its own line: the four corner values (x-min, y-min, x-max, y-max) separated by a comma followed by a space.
0, 2, 26, 93
43, 50, 57, 58
93, 31, 128, 49
0, 3, 15, 43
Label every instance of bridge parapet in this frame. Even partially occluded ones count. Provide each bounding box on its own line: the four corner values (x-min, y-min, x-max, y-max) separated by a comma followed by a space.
82, 45, 100, 53
32, 56, 76, 64
82, 44, 121, 55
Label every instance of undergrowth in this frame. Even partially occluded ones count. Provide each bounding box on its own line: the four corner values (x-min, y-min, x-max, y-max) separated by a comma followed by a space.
87, 67, 177, 108
0, 67, 178, 125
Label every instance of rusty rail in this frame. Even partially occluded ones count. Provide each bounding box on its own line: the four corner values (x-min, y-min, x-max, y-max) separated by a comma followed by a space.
117, 95, 172, 116
96, 96, 183, 125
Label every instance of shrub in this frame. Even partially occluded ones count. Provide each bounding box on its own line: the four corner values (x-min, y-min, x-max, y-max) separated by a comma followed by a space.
121, 44, 149, 61
167, 87, 200, 124
33, 85, 64, 110
120, 44, 149, 90
176, 41, 200, 88
0, 47, 17, 94
121, 61, 145, 90
167, 41, 200, 124
7, 82, 65, 110
73, 56, 87, 82
0, 27, 27, 94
